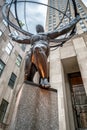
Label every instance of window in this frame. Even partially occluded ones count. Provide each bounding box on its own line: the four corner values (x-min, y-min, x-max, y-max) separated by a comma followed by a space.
20, 44, 26, 51
82, 28, 87, 32
81, 25, 87, 32
80, 22, 85, 27
48, 28, 52, 31
0, 30, 2, 36
53, 14, 55, 17
0, 60, 5, 77
82, 12, 86, 17
79, 20, 83, 24
13, 30, 18, 36
5, 42, 13, 55
85, 17, 87, 22
0, 99, 8, 122
81, 25, 87, 29
16, 54, 22, 67
60, 23, 64, 28
8, 73, 17, 89
3, 19, 8, 26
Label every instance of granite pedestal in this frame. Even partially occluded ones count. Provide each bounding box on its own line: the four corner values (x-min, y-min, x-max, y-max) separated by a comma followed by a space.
8, 81, 58, 130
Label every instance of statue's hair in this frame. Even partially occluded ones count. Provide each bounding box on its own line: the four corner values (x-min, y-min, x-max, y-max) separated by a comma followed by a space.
36, 24, 44, 33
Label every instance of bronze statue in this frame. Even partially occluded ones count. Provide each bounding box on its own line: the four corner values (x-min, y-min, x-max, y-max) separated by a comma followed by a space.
9, 15, 81, 88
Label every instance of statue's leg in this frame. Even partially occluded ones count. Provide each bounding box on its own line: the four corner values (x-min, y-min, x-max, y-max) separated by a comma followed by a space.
29, 63, 37, 81
32, 45, 50, 88
24, 52, 32, 81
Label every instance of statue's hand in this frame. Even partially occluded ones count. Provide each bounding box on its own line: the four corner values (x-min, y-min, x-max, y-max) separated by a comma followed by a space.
9, 33, 18, 41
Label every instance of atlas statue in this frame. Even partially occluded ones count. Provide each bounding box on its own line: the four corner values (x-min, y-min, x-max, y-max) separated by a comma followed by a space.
9, 15, 81, 88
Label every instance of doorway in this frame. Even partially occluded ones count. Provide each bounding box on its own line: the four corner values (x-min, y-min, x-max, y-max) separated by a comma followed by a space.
68, 72, 87, 130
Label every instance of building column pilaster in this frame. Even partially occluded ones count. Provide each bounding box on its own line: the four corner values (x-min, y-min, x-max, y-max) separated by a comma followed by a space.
73, 37, 87, 94
50, 48, 67, 130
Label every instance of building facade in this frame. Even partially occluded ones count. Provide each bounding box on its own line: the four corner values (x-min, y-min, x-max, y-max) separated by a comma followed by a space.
0, 0, 27, 129
46, 0, 87, 130
46, 0, 87, 33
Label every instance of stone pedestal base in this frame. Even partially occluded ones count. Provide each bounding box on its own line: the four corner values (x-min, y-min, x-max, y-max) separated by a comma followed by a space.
8, 82, 58, 130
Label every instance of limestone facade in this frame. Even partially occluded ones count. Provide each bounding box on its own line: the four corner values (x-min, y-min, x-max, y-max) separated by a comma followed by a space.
50, 33, 87, 130
46, 0, 87, 129
0, 0, 27, 129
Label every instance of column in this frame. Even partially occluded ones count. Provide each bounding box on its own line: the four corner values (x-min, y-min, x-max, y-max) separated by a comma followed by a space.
73, 37, 87, 94
50, 48, 67, 130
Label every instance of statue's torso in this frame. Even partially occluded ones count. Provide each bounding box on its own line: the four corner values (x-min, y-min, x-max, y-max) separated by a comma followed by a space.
30, 34, 49, 45
30, 34, 50, 57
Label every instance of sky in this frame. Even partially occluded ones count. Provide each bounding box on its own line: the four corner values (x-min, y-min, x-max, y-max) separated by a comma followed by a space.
82, 0, 87, 7
6, 0, 48, 34
6, 0, 87, 34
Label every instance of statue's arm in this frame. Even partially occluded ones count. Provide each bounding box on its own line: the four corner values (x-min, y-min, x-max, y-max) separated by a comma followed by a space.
47, 15, 81, 39
9, 33, 31, 44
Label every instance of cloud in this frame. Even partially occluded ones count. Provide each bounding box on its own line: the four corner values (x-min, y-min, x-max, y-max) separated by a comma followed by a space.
6, 0, 48, 34
6, 0, 87, 34
82, 0, 87, 7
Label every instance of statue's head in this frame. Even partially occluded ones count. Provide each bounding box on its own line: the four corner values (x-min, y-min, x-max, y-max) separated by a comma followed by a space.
36, 24, 44, 33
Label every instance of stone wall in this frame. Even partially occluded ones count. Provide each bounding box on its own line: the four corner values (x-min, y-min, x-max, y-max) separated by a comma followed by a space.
7, 82, 58, 130
50, 33, 87, 130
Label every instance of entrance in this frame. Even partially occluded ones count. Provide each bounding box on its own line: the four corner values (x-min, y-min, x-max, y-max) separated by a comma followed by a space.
68, 72, 87, 130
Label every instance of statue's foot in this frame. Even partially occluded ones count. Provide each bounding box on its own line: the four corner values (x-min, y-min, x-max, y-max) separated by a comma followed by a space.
40, 78, 50, 88
43, 78, 50, 88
